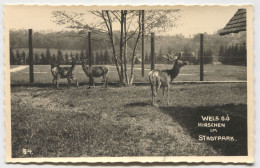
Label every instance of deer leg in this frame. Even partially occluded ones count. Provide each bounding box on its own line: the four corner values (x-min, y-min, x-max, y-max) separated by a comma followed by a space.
54, 78, 58, 88
92, 78, 95, 88
156, 80, 161, 102
71, 76, 79, 88
88, 76, 92, 89
167, 84, 170, 105
105, 76, 108, 88
52, 77, 55, 87
150, 84, 153, 105
162, 86, 165, 103
102, 75, 106, 88
56, 76, 60, 89
103, 74, 108, 88
67, 78, 71, 88
162, 86, 165, 96
153, 82, 159, 105
150, 83, 155, 106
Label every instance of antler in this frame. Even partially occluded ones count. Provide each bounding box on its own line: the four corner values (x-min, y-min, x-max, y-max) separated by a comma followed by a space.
137, 57, 142, 62
168, 53, 175, 60
175, 52, 183, 62
163, 53, 175, 62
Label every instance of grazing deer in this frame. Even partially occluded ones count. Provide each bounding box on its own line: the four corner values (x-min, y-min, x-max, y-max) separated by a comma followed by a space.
148, 53, 188, 106
51, 57, 79, 88
81, 58, 108, 88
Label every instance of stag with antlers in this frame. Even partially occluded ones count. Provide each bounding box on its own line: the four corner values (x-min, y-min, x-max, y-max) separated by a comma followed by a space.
51, 57, 79, 89
148, 53, 188, 106
81, 58, 109, 88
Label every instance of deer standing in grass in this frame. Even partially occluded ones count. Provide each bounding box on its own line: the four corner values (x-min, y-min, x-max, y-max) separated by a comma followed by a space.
81, 58, 109, 88
51, 57, 79, 89
149, 53, 188, 106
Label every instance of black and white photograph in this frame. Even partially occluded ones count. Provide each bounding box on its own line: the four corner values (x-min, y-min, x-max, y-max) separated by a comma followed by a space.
4, 5, 254, 163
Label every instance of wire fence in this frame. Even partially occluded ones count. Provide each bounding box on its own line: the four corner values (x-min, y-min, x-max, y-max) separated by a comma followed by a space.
9, 30, 247, 86
10, 64, 247, 86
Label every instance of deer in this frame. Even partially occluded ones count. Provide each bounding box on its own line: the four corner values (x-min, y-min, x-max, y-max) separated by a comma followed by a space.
51, 57, 79, 89
148, 52, 188, 106
81, 58, 109, 88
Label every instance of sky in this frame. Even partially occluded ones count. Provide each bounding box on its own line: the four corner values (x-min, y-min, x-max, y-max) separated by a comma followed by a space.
4, 5, 241, 37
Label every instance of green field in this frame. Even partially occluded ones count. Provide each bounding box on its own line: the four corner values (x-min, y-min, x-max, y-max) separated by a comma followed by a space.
10, 64, 247, 84
11, 83, 247, 157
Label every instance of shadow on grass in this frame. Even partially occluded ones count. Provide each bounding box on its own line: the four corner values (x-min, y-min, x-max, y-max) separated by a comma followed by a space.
124, 102, 151, 107
159, 103, 247, 156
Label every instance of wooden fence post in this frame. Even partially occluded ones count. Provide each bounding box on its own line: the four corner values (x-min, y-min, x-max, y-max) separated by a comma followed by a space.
151, 32, 155, 70
141, 10, 145, 77
88, 31, 93, 87
200, 34, 204, 81
29, 29, 34, 83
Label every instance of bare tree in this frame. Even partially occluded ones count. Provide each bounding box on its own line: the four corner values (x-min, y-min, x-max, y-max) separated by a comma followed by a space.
52, 9, 181, 85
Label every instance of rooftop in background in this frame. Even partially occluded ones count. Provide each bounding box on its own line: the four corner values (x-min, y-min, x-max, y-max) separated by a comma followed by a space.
219, 9, 246, 36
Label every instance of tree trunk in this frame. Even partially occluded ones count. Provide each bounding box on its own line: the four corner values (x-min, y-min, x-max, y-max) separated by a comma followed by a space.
129, 11, 142, 86
129, 55, 135, 85
103, 11, 121, 83
123, 10, 129, 85
119, 10, 124, 85
109, 35, 121, 82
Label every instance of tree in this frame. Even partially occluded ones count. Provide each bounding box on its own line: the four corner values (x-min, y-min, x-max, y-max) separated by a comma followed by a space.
219, 42, 246, 66
104, 49, 109, 65
57, 49, 64, 65
40, 52, 45, 65
145, 52, 149, 64
34, 53, 40, 65
52, 9, 180, 85
204, 49, 213, 64
158, 48, 163, 64
233, 44, 239, 65
182, 45, 190, 62
75, 52, 79, 62
239, 42, 247, 65
46, 48, 51, 64
96, 52, 100, 65
16, 50, 21, 65
80, 50, 85, 62
218, 44, 225, 63
100, 50, 104, 65
65, 52, 69, 65
10, 48, 15, 65
51, 54, 57, 63
70, 52, 74, 61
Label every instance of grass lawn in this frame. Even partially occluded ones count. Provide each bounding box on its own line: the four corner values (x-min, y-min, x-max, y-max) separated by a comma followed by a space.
10, 64, 247, 84
11, 83, 247, 157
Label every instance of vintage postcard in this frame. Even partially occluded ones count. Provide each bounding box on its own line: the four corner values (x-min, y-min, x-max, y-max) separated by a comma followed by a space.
5, 5, 254, 163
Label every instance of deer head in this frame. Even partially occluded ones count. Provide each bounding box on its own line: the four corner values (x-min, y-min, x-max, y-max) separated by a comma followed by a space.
174, 54, 188, 69
163, 52, 188, 69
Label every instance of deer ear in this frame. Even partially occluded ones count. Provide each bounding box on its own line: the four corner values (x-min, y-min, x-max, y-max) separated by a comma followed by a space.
170, 55, 175, 60
176, 53, 182, 61
163, 55, 175, 62
163, 56, 168, 60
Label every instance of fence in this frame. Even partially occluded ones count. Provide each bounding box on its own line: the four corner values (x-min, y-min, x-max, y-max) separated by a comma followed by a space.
10, 29, 247, 86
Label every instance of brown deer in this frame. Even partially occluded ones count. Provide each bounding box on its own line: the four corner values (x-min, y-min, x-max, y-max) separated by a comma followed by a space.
148, 53, 188, 106
51, 57, 79, 88
81, 58, 108, 88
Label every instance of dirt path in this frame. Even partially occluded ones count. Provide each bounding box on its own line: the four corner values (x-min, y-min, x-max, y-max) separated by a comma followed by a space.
10, 65, 28, 73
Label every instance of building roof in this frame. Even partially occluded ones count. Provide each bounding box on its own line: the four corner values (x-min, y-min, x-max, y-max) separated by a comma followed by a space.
219, 9, 246, 36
